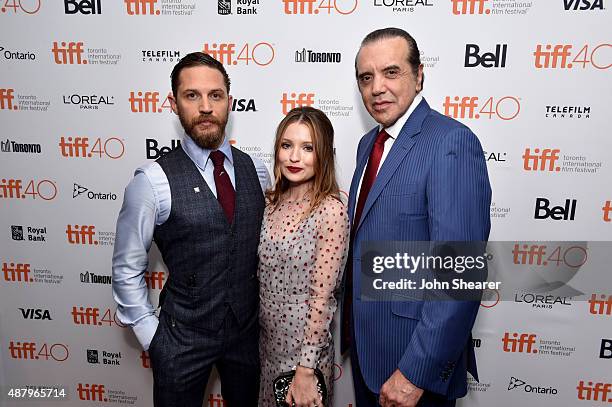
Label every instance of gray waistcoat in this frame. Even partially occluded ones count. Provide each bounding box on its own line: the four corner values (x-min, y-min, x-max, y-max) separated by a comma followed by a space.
154, 146, 264, 330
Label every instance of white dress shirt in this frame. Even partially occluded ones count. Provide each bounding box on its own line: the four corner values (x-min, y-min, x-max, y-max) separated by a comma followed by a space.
112, 135, 271, 350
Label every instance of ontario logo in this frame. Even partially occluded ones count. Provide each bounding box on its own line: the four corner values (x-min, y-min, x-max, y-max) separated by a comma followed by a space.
508, 377, 558, 395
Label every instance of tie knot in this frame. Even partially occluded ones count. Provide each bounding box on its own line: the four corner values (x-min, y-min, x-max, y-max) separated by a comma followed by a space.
375, 129, 390, 145
209, 150, 225, 167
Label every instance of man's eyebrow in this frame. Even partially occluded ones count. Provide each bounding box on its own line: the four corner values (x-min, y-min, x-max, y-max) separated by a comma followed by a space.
382, 64, 401, 72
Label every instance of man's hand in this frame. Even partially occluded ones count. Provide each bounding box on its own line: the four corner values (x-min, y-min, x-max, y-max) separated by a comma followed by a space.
379, 369, 424, 407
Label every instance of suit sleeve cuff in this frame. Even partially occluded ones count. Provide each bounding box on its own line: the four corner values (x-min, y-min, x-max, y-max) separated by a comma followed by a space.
132, 315, 159, 351
398, 352, 454, 396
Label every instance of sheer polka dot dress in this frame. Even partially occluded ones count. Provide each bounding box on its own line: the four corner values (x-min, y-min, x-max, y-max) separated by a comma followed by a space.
258, 195, 349, 406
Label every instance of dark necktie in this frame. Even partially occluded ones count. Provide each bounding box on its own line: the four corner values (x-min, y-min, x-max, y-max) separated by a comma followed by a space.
341, 129, 390, 354
209, 150, 235, 224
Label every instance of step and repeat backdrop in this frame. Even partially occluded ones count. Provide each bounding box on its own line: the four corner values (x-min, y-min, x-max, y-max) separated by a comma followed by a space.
1, 0, 610, 406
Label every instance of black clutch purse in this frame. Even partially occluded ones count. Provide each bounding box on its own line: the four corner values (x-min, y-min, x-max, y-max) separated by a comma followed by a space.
272, 368, 328, 407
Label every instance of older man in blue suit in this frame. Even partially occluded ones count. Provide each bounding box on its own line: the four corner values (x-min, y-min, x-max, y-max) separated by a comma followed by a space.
342, 28, 491, 407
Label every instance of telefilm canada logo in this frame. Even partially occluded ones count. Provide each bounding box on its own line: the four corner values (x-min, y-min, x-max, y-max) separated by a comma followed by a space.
141, 50, 181, 63
545, 105, 591, 119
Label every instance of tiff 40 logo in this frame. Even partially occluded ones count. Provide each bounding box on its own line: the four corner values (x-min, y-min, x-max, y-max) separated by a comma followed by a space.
129, 91, 173, 113
8, 340, 69, 362
1, 0, 42, 14
512, 243, 587, 268
202, 42, 275, 67
59, 136, 125, 159
0, 178, 58, 200
282, 0, 358, 15
534, 43, 611, 70
443, 95, 520, 120
71, 306, 127, 328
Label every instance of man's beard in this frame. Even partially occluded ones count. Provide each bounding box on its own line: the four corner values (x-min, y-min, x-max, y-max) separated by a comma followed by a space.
178, 111, 228, 150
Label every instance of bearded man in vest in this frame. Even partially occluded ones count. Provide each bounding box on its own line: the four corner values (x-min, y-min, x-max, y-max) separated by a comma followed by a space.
112, 52, 270, 407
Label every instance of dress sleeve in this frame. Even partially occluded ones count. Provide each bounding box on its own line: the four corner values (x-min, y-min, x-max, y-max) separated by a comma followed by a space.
299, 197, 350, 368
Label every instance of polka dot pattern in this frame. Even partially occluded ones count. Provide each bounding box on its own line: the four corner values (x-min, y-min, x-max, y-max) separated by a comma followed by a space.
258, 195, 349, 406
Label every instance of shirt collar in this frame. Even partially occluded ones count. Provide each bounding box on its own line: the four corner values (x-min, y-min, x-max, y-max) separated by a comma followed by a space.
380, 93, 423, 140
181, 133, 234, 170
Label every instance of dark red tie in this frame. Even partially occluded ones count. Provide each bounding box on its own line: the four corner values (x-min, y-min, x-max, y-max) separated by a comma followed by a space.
342, 129, 390, 354
209, 150, 235, 224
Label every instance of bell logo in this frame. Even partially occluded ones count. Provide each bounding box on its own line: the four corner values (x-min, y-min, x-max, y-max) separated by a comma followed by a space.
144, 271, 165, 289
0, 88, 17, 110
603, 201, 611, 222
64, 0, 102, 14
534, 198, 577, 221
451, 0, 490, 14
522, 148, 561, 171
52, 42, 87, 65
589, 294, 612, 315
77, 383, 107, 402
502, 332, 538, 353
564, 0, 604, 10
125, 0, 159, 15
146, 138, 181, 159
576, 381, 611, 402
601, 339, 612, 359
464, 44, 507, 68
2, 262, 32, 282
66, 225, 98, 245
280, 92, 315, 115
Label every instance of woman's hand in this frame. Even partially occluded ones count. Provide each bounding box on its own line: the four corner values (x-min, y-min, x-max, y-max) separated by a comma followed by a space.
285, 366, 322, 407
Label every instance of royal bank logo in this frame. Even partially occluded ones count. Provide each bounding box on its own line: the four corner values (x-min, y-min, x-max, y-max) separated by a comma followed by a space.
295, 48, 341, 63
11, 225, 47, 242
217, 0, 260, 14
86, 349, 121, 366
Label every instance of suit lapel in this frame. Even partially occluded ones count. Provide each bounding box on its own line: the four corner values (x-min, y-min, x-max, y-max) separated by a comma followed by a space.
355, 98, 431, 233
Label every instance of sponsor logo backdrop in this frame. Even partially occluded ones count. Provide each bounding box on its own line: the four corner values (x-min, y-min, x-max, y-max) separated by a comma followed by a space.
0, 1, 610, 406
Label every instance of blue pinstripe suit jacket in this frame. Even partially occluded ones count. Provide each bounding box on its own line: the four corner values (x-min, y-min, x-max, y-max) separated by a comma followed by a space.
346, 98, 491, 399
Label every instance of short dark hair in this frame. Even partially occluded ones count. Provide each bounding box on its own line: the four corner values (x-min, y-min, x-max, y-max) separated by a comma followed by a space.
170, 52, 231, 96
356, 27, 425, 89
